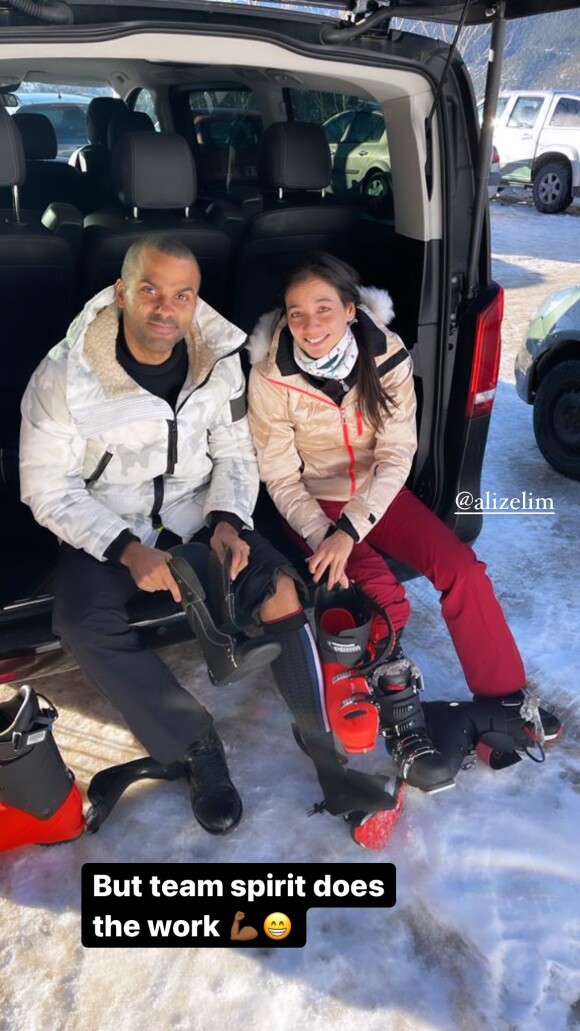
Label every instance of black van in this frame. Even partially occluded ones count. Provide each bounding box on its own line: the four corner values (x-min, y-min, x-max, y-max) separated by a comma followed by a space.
0, 0, 577, 682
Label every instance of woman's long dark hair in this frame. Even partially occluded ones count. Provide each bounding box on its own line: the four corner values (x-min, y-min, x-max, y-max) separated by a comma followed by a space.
282, 253, 394, 432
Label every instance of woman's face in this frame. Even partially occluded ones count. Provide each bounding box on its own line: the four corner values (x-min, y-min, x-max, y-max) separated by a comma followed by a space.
285, 276, 356, 360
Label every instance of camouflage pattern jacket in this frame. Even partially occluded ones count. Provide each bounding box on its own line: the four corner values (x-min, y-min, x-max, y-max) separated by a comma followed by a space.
20, 286, 259, 561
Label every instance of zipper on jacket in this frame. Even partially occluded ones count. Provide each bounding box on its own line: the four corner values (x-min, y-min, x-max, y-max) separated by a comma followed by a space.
151, 347, 235, 532
151, 420, 178, 530
355, 408, 364, 436
84, 450, 113, 487
340, 409, 357, 496
167, 419, 178, 475
150, 475, 164, 531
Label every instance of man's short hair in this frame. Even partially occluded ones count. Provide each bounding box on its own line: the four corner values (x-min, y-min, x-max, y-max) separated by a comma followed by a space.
121, 235, 199, 284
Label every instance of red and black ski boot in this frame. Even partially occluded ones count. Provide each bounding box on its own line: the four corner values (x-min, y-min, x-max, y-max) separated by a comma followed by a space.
311, 584, 407, 846
302, 730, 404, 850
372, 658, 456, 794
0, 685, 85, 851
316, 597, 379, 754
314, 581, 403, 754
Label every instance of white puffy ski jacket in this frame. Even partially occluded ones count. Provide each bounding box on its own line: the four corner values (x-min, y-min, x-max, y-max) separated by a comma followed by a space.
20, 286, 259, 561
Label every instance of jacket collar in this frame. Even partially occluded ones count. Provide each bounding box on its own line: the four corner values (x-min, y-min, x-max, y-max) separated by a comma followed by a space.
260, 306, 391, 382
65, 286, 247, 401
248, 285, 395, 374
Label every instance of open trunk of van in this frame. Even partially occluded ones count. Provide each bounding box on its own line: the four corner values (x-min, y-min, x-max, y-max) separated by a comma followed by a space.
0, 0, 578, 674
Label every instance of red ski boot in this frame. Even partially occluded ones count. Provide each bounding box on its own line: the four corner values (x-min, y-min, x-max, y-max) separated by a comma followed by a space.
0, 685, 84, 851
317, 605, 379, 753
313, 585, 407, 848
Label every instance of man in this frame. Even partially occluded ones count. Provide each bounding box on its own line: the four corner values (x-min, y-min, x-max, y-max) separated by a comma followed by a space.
20, 235, 389, 838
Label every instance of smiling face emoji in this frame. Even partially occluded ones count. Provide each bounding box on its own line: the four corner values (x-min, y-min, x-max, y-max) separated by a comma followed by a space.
264, 913, 292, 940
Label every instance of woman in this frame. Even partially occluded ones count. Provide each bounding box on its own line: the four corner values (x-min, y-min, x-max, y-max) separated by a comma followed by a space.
248, 253, 560, 793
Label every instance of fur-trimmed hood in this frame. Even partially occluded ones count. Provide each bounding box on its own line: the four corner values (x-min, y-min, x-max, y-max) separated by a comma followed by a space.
247, 285, 395, 367
58, 285, 248, 405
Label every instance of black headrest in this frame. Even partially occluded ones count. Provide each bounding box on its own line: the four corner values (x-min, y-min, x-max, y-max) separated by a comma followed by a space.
86, 96, 126, 145
107, 109, 155, 152
0, 107, 25, 187
258, 122, 331, 191
111, 132, 196, 209
13, 112, 57, 160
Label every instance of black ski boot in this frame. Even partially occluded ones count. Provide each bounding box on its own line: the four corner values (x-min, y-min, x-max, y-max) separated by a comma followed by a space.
372, 658, 456, 794
302, 730, 399, 817
183, 726, 242, 834
169, 552, 281, 686
454, 689, 561, 769
422, 689, 562, 774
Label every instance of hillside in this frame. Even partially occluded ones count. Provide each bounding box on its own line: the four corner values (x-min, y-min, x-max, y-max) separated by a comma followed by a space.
400, 11, 580, 97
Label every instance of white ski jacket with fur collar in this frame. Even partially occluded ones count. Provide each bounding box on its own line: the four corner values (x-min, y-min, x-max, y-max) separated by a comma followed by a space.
247, 287, 417, 550
20, 286, 259, 561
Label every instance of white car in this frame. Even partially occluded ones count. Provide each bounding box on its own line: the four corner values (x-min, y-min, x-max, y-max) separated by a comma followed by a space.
480, 89, 580, 213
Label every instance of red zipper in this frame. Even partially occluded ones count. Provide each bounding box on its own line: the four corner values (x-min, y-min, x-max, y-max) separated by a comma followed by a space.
355, 408, 363, 436
265, 377, 357, 493
341, 409, 357, 496
265, 377, 337, 407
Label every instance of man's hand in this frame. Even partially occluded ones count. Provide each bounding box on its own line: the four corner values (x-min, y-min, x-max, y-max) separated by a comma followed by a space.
210, 521, 250, 580
308, 529, 354, 589
120, 541, 181, 602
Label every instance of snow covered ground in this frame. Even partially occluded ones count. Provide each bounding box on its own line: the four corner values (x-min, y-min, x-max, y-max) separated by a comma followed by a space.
1, 198, 580, 1031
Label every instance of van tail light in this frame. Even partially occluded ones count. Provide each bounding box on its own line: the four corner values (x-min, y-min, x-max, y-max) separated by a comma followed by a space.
466, 286, 504, 418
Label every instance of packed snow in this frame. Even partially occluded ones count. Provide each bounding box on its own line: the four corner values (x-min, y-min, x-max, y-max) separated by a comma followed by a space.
1, 196, 580, 1031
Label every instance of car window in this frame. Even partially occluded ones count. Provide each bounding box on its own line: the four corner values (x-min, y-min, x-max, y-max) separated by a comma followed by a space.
25, 103, 85, 131
347, 111, 384, 145
287, 89, 392, 218
322, 111, 353, 144
507, 96, 545, 129
495, 97, 509, 121
188, 89, 262, 186
549, 97, 580, 128
133, 88, 160, 129
478, 96, 509, 126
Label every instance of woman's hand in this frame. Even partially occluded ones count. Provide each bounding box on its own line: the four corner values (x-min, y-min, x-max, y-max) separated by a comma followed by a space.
308, 529, 354, 589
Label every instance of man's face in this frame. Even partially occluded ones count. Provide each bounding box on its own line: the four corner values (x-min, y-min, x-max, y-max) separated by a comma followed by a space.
115, 247, 200, 364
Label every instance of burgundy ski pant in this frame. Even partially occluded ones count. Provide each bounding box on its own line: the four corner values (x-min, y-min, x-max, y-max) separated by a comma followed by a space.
307, 487, 526, 697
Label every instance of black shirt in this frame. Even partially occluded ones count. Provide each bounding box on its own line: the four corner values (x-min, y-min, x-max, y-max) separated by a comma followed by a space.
116, 322, 188, 411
